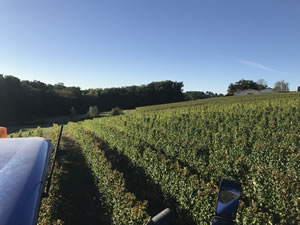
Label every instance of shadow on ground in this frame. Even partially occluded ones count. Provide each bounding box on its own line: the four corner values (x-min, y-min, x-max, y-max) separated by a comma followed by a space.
90, 133, 197, 225
47, 133, 197, 225
50, 135, 110, 225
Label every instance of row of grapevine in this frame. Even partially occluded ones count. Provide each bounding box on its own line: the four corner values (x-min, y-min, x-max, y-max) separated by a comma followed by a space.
136, 92, 300, 112
75, 120, 217, 225
67, 123, 151, 225
70, 94, 299, 224
116, 98, 300, 175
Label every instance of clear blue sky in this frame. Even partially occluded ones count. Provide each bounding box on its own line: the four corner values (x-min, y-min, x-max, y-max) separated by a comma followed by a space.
1, 0, 299, 93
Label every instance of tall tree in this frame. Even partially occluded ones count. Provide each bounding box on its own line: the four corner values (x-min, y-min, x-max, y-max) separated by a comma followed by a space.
256, 79, 268, 90
274, 80, 289, 92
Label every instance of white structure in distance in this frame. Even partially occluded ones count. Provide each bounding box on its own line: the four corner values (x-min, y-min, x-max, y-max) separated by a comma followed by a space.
234, 88, 274, 96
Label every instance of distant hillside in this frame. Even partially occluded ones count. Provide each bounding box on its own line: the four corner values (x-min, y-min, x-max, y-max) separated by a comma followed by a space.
136, 92, 300, 112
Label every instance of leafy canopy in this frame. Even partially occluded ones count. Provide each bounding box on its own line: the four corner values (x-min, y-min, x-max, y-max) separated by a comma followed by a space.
227, 79, 267, 95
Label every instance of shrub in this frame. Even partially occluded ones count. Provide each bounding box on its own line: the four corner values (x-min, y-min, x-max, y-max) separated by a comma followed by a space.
86, 106, 99, 118
110, 107, 123, 116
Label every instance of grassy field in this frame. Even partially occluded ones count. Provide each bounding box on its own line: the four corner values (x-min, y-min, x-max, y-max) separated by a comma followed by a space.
8, 93, 300, 225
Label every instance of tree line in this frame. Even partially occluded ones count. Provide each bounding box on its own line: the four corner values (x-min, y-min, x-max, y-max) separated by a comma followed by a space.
184, 91, 223, 100
2, 74, 218, 125
1, 75, 290, 125
227, 79, 290, 95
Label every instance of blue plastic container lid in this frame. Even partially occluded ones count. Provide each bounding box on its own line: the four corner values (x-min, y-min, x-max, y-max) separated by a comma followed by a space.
0, 137, 54, 225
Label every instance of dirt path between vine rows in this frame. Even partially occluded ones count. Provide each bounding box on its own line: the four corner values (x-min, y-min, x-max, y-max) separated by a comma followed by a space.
50, 132, 194, 225
52, 133, 109, 225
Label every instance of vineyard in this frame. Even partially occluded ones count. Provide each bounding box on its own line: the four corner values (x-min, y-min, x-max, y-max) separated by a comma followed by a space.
136, 92, 300, 112
10, 93, 300, 224
67, 93, 300, 225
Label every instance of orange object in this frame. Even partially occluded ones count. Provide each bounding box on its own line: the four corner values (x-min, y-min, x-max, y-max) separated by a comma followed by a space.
0, 127, 7, 138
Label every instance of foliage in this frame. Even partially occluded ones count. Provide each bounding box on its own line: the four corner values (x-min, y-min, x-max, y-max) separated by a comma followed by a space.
37, 124, 65, 225
86, 105, 99, 118
9, 126, 43, 138
8, 92, 300, 224
184, 91, 223, 100
110, 107, 124, 116
274, 80, 289, 92
227, 79, 268, 95
0, 74, 185, 125
67, 123, 151, 225
136, 92, 300, 112
69, 93, 300, 224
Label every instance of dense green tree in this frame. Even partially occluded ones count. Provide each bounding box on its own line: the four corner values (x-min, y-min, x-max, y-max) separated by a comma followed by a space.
0, 75, 187, 125
227, 79, 268, 95
0, 74, 223, 125
184, 91, 223, 100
